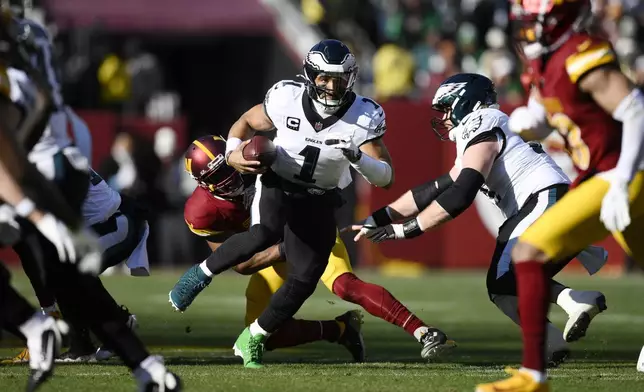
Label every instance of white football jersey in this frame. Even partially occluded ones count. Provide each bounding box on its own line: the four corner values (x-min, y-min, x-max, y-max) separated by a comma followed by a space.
85, 169, 122, 227
7, 68, 71, 163
264, 80, 386, 190
450, 108, 570, 218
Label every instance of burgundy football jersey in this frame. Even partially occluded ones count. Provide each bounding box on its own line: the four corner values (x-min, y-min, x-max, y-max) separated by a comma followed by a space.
528, 33, 621, 186
184, 186, 250, 240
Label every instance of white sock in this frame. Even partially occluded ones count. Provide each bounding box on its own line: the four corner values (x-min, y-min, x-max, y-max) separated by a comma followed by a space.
199, 262, 213, 277
249, 320, 270, 337
19, 312, 45, 339
413, 326, 429, 342
520, 367, 546, 383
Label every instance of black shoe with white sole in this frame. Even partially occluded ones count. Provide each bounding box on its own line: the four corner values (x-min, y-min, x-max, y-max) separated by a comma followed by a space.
420, 328, 457, 360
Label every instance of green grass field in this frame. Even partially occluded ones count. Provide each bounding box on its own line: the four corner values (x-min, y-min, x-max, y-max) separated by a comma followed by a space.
1, 270, 643, 391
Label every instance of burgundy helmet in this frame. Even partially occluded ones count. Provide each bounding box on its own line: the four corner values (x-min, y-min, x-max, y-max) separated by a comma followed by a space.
510, 0, 592, 60
184, 135, 244, 198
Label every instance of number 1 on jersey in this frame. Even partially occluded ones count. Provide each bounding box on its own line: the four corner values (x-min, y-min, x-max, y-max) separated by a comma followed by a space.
294, 145, 320, 183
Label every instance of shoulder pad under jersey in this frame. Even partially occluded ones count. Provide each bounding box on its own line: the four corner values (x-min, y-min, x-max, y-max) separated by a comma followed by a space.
263, 80, 305, 122
563, 37, 618, 84
352, 95, 387, 146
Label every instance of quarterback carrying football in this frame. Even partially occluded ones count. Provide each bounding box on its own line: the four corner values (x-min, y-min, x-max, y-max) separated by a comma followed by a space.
173, 134, 455, 362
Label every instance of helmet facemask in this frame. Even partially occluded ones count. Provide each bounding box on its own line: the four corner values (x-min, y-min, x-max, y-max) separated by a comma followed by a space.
431, 105, 454, 141
302, 47, 358, 110
192, 153, 244, 198
304, 68, 356, 108
430, 74, 498, 141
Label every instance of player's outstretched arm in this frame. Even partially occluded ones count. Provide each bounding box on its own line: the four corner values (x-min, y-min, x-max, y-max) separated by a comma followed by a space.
354, 141, 497, 243
579, 67, 644, 232
580, 67, 644, 184
344, 168, 455, 236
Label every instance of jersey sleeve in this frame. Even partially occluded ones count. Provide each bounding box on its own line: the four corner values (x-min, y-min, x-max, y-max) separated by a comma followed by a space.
353, 96, 387, 146
263, 80, 305, 125
455, 109, 505, 155
564, 39, 618, 84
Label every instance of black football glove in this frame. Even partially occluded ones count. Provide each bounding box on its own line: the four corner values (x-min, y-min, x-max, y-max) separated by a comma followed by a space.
363, 219, 424, 243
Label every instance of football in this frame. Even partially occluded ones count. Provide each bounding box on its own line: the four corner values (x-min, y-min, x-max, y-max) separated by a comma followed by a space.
242, 135, 277, 167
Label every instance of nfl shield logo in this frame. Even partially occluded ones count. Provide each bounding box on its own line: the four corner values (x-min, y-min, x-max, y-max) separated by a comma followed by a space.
314, 122, 323, 131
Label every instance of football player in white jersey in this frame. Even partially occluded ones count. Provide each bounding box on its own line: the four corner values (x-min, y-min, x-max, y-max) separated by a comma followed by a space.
0, 15, 181, 391
0, 8, 101, 390
348, 73, 609, 366
170, 39, 394, 368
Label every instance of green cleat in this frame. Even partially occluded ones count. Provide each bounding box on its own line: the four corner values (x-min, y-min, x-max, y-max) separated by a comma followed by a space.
168, 264, 211, 312
232, 327, 266, 368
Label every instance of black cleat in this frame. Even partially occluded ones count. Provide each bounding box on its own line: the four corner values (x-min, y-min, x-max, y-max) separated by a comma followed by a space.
420, 328, 456, 360
547, 348, 570, 368
335, 310, 365, 362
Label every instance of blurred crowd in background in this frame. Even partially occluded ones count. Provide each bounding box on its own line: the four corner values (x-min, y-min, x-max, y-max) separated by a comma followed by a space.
18, 0, 644, 271
297, 0, 644, 104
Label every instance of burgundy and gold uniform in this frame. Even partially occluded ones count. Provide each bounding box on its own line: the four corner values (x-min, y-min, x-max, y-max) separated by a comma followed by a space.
183, 158, 353, 325
518, 29, 644, 262
184, 186, 250, 240
528, 33, 621, 187
179, 133, 442, 360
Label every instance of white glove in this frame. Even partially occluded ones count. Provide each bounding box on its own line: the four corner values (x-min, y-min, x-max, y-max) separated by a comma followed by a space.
35, 214, 103, 275
600, 174, 631, 232
324, 133, 362, 163
72, 228, 103, 276
508, 106, 540, 134
35, 213, 78, 262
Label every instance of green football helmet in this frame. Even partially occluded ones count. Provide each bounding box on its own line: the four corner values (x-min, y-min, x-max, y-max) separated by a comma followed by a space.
431, 73, 498, 140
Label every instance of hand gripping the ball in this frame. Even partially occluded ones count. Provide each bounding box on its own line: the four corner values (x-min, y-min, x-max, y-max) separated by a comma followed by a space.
226, 139, 267, 174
